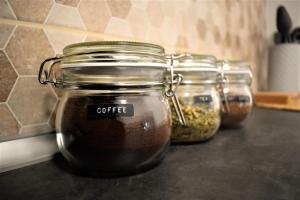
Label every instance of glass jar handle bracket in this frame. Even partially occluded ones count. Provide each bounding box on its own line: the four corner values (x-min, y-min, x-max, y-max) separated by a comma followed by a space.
38, 55, 62, 86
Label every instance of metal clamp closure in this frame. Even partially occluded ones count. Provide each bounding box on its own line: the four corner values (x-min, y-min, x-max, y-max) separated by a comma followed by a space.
217, 61, 230, 113
38, 55, 62, 86
166, 55, 186, 126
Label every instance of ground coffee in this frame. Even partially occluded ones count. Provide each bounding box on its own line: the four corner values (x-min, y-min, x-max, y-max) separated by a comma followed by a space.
221, 95, 252, 126
58, 92, 171, 175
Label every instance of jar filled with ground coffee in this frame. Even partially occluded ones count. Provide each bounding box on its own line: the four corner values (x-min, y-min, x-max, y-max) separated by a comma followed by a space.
218, 60, 253, 127
38, 41, 183, 176
169, 54, 221, 143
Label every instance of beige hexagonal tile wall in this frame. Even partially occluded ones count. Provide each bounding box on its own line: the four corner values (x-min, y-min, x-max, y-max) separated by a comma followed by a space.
146, 26, 163, 45
147, 1, 164, 28
0, 104, 20, 137
0, 0, 267, 141
105, 17, 133, 38
0, 24, 15, 48
0, 0, 16, 19
0, 50, 17, 102
0, 0, 16, 49
131, 0, 148, 10
55, 0, 80, 7
127, 6, 150, 40
5, 26, 55, 75
44, 28, 86, 54
44, 3, 86, 54
46, 4, 85, 29
8, 77, 57, 126
8, 0, 53, 23
107, 0, 131, 19
160, 17, 178, 46
176, 35, 188, 49
79, 0, 111, 33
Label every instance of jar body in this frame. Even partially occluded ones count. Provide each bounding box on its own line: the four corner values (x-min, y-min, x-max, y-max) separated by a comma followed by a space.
56, 89, 171, 176
220, 83, 253, 126
171, 84, 221, 143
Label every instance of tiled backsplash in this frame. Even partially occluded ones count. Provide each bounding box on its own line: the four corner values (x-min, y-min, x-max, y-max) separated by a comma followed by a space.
0, 0, 267, 141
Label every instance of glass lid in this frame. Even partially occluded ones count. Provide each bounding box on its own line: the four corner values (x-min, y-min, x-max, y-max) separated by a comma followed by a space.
170, 53, 218, 84
218, 60, 252, 85
63, 41, 164, 55
220, 60, 251, 74
61, 41, 167, 69
172, 53, 217, 71
51, 41, 169, 89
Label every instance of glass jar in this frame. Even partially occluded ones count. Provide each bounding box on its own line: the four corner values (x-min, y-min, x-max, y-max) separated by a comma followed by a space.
218, 60, 253, 127
169, 54, 221, 143
38, 41, 182, 176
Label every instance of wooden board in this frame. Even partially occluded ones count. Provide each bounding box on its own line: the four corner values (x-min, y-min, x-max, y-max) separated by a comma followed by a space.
254, 92, 300, 111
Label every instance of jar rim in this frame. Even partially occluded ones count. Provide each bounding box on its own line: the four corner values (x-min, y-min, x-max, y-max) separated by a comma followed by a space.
63, 41, 165, 56
167, 53, 218, 85
45, 41, 170, 89
217, 60, 251, 74
217, 60, 252, 85
60, 41, 167, 70
171, 53, 217, 71
173, 53, 216, 63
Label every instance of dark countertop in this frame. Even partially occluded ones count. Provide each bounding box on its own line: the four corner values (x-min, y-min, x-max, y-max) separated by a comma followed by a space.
1, 108, 300, 200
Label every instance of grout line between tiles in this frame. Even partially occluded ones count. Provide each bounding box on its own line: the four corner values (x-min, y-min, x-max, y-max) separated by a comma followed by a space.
4, 73, 18, 103
18, 126, 24, 134
47, 98, 59, 126
18, 75, 37, 78
43, 0, 56, 25
3, 47, 20, 77
3, 50, 20, 108
21, 122, 50, 129
5, 75, 18, 105
43, 28, 59, 55
0, 18, 126, 40
83, 34, 88, 42
6, 100, 23, 132
0, 18, 191, 53
76, 0, 82, 9
6, 0, 17, 20
49, 85, 59, 99
52, 3, 86, 30
76, 6, 87, 31
19, 122, 53, 136
3, 60, 23, 131
2, 25, 17, 52
55, 2, 78, 9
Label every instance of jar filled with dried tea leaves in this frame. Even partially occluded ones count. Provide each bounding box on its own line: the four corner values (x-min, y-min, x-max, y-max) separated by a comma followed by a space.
38, 41, 183, 176
169, 54, 221, 143
218, 60, 253, 127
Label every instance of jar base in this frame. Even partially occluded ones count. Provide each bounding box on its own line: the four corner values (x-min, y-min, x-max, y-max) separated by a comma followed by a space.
56, 137, 170, 177
170, 135, 215, 145
56, 151, 165, 177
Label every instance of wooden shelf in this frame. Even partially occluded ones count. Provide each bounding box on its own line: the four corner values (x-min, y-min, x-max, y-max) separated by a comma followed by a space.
254, 92, 300, 111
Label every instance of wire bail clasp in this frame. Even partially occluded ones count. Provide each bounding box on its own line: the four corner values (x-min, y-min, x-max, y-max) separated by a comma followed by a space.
166, 55, 186, 126
217, 60, 230, 113
38, 55, 63, 86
